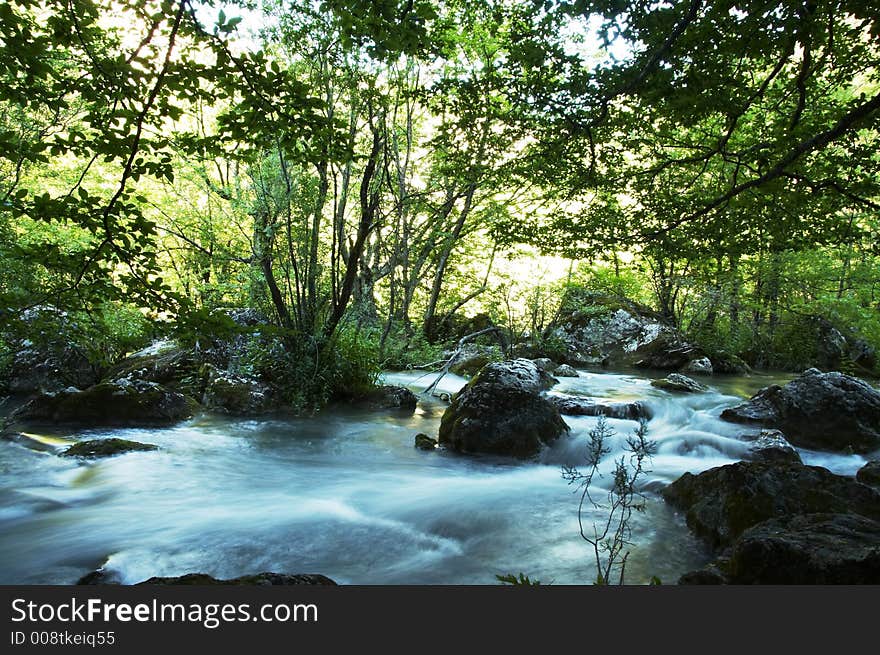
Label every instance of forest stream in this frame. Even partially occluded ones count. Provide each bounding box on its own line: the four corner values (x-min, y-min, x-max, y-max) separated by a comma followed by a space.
0, 368, 870, 586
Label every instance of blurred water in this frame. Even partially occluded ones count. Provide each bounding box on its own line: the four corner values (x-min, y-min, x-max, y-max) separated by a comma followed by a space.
0, 368, 867, 585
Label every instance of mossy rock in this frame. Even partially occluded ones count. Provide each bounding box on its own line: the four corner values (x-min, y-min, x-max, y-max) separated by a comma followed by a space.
9, 380, 199, 428
414, 433, 438, 450
63, 438, 159, 458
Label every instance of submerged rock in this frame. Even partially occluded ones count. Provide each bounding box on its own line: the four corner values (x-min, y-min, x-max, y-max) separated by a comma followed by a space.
7, 380, 198, 428
438, 359, 569, 458
548, 395, 653, 421
414, 433, 438, 450
727, 513, 880, 584
650, 373, 707, 393
720, 368, 880, 453
62, 438, 158, 458
662, 460, 880, 550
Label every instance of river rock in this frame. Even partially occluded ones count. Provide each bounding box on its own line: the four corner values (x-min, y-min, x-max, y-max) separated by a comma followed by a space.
137, 572, 337, 585
414, 433, 437, 450
62, 438, 159, 458
662, 460, 880, 550
633, 332, 703, 370
548, 395, 653, 421
1, 306, 98, 394
554, 364, 579, 377
7, 380, 199, 428
726, 513, 880, 584
351, 385, 418, 412
650, 373, 707, 393
438, 359, 569, 458
708, 351, 751, 375
449, 346, 499, 377
745, 430, 801, 464
530, 358, 557, 372
682, 357, 713, 375
201, 368, 274, 415
719, 368, 880, 453
551, 292, 699, 369
857, 461, 880, 487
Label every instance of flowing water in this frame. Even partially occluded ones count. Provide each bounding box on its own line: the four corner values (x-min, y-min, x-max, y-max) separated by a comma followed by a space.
0, 368, 869, 585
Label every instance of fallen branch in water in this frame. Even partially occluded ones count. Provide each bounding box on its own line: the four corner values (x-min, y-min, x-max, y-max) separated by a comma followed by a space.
423, 326, 505, 398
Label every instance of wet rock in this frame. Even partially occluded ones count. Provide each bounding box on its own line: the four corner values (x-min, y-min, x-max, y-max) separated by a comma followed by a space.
438, 359, 569, 458
708, 351, 751, 375
449, 347, 498, 377
530, 358, 557, 372
77, 569, 122, 585
677, 566, 728, 585
727, 513, 880, 584
414, 433, 437, 450
662, 460, 880, 550
650, 373, 707, 393
104, 339, 205, 397
849, 338, 877, 372
7, 380, 199, 428
351, 385, 418, 412
816, 320, 848, 370
548, 395, 653, 421
62, 438, 158, 458
633, 332, 702, 371
553, 364, 579, 377
720, 368, 880, 453
202, 368, 274, 416
551, 292, 695, 369
857, 461, 880, 488
745, 430, 802, 465
138, 572, 336, 585
682, 357, 713, 376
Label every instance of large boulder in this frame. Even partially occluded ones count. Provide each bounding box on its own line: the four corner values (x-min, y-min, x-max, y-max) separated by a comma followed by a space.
551, 292, 703, 371
548, 395, 653, 421
662, 460, 880, 550
6, 380, 198, 428
438, 359, 569, 458
726, 513, 880, 584
720, 368, 880, 453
